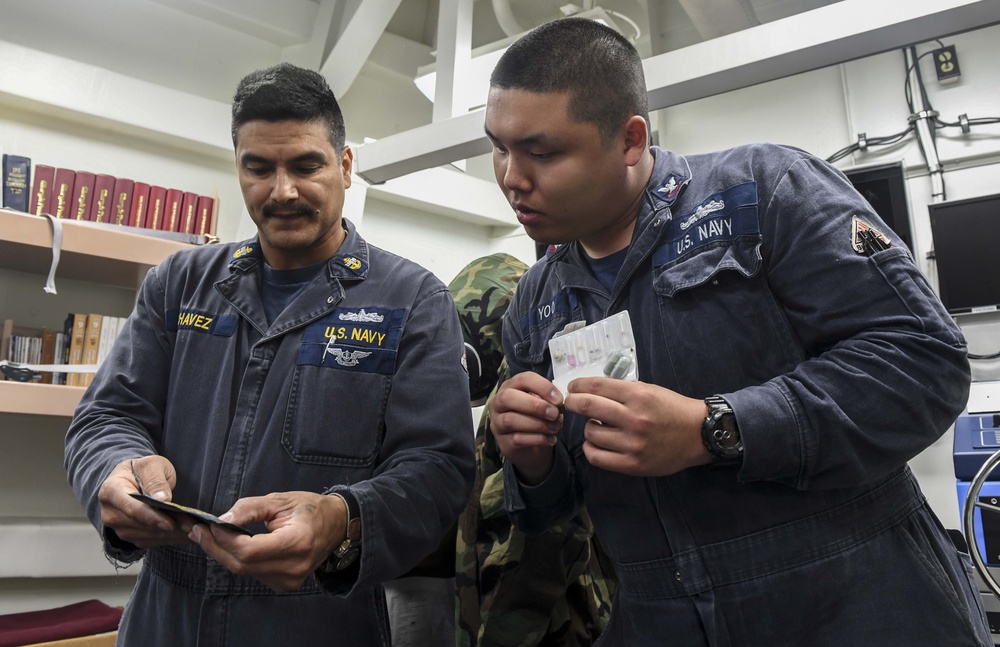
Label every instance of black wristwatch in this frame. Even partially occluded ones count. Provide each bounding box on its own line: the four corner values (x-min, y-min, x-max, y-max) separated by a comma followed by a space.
701, 395, 743, 467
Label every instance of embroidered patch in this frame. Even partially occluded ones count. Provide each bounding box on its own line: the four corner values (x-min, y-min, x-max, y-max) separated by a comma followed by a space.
297, 307, 405, 374
519, 291, 578, 340
166, 309, 238, 336
233, 245, 254, 259
653, 182, 760, 266
851, 216, 892, 255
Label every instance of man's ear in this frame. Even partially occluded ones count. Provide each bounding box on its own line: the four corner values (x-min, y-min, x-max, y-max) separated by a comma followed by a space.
622, 115, 649, 167
341, 145, 354, 189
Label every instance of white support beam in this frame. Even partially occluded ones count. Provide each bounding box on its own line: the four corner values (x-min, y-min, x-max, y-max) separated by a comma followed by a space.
676, 0, 759, 40
433, 0, 474, 122
147, 0, 318, 46
354, 0, 1000, 184
320, 0, 403, 99
365, 166, 515, 228
281, 0, 340, 70
644, 0, 1000, 110
354, 110, 491, 184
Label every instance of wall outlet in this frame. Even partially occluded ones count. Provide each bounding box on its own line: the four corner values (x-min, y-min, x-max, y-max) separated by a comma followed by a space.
933, 45, 961, 82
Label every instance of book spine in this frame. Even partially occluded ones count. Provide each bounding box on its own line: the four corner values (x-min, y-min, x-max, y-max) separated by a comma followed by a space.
70, 171, 96, 221
179, 191, 199, 234
196, 195, 215, 236
129, 182, 151, 228
80, 313, 104, 388
66, 313, 88, 387
30, 164, 55, 216
39, 327, 57, 384
145, 186, 167, 230
163, 189, 184, 232
1, 155, 31, 212
89, 174, 117, 223
111, 177, 134, 226
52, 168, 77, 219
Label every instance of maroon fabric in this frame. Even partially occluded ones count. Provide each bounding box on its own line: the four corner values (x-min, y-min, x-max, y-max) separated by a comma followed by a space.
0, 599, 121, 647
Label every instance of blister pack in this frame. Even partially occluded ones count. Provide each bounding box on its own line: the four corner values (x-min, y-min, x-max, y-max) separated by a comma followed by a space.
548, 310, 638, 395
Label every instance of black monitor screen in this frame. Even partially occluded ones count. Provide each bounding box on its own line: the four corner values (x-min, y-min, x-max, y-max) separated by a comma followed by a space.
844, 161, 913, 251
928, 193, 1000, 315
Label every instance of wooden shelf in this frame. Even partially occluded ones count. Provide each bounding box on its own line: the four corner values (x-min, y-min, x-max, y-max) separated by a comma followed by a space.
0, 382, 85, 417
0, 209, 195, 289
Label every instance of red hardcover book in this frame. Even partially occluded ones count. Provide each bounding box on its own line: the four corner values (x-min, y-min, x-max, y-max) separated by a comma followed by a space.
144, 185, 167, 230
69, 171, 96, 221
163, 188, 184, 232
88, 174, 116, 223
110, 177, 134, 226
29, 164, 55, 216
51, 168, 76, 219
129, 182, 150, 228
196, 195, 215, 236
179, 191, 199, 234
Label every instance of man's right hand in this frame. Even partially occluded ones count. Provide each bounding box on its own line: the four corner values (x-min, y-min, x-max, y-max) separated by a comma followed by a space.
97, 455, 190, 548
488, 371, 564, 485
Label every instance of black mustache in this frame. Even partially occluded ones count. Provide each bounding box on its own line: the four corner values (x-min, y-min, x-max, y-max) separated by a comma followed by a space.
263, 203, 315, 218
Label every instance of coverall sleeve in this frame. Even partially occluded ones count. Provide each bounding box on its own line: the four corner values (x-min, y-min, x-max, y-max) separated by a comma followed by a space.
64, 265, 173, 562
729, 153, 970, 490
320, 284, 476, 594
500, 296, 584, 535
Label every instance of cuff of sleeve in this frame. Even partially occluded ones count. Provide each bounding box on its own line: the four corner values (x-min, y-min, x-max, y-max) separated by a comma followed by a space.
102, 526, 143, 566
503, 444, 572, 513
725, 384, 806, 488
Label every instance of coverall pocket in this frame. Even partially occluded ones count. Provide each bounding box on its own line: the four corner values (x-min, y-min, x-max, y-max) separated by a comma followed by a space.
282, 365, 386, 466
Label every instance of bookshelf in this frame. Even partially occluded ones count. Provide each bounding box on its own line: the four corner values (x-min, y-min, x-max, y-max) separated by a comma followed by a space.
0, 209, 194, 288
0, 209, 194, 589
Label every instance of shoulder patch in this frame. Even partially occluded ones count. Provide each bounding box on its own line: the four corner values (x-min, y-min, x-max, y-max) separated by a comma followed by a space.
851, 216, 892, 255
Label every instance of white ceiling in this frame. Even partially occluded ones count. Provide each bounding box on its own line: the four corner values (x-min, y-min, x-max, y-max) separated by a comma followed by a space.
1, 0, 997, 187
0, 0, 843, 107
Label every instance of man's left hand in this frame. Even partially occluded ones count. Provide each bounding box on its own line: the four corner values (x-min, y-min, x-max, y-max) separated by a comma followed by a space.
187, 491, 346, 592
565, 377, 712, 476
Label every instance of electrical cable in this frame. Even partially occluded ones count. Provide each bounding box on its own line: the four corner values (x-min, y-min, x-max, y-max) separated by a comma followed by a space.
826, 39, 1000, 165
969, 351, 1000, 361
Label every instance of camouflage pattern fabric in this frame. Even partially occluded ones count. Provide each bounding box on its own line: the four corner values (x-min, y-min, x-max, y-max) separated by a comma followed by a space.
448, 253, 530, 405
455, 368, 617, 647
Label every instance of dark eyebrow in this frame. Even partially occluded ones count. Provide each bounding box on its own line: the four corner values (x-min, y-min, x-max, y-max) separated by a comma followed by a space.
239, 151, 329, 166
484, 126, 553, 148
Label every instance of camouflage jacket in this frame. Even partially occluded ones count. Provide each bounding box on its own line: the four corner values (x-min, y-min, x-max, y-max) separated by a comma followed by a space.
455, 361, 617, 647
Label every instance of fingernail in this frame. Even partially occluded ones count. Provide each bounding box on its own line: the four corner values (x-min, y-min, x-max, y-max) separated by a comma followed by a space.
220, 512, 234, 522
189, 526, 201, 542
550, 389, 561, 403
545, 406, 559, 420
158, 520, 172, 532
151, 490, 168, 501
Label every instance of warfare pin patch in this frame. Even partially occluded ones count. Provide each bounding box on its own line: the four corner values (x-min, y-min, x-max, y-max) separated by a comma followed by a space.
851, 216, 892, 255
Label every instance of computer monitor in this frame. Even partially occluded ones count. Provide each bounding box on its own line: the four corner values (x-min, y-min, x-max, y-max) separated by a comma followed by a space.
928, 193, 1000, 315
844, 161, 914, 252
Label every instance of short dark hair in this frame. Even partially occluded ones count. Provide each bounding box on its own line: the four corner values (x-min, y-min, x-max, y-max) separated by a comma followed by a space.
490, 17, 649, 146
231, 63, 346, 152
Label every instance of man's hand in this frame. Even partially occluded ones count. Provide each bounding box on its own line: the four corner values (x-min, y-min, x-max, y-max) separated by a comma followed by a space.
565, 377, 711, 476
488, 371, 564, 485
97, 455, 189, 547
187, 491, 346, 592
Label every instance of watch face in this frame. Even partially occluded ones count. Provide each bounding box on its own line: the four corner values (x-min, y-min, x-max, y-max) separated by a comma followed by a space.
703, 399, 742, 463
336, 546, 359, 570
